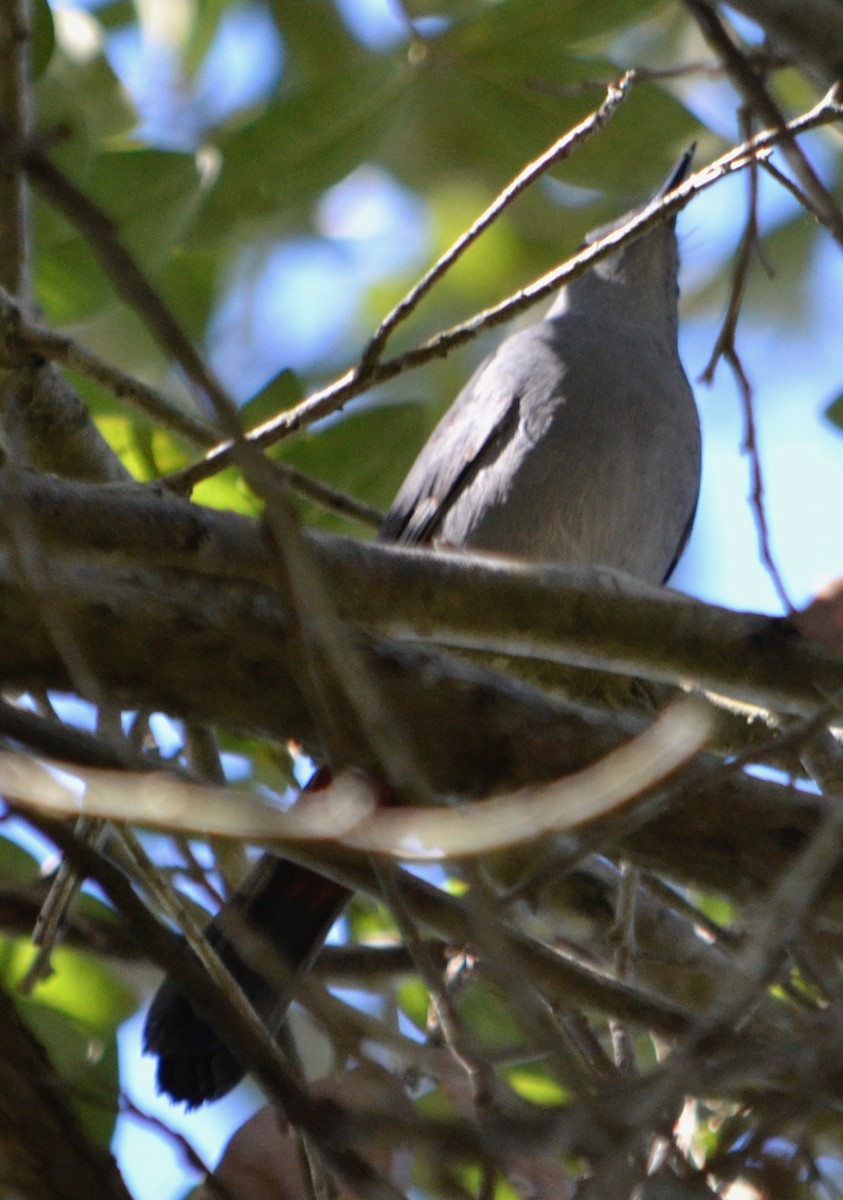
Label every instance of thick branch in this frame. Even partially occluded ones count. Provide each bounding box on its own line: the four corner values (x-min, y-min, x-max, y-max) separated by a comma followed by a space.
0, 472, 837, 722
0, 471, 839, 915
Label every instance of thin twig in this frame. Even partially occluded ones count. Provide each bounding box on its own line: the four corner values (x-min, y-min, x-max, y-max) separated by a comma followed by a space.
361, 70, 636, 368
685, 0, 843, 246
253, 460, 434, 802
0, 289, 381, 526
20, 810, 406, 1200
378, 861, 502, 1105
119, 1096, 223, 1194
0, 125, 241, 433
733, 347, 793, 613
0, 289, 218, 443
699, 109, 794, 614
528, 50, 791, 97
164, 86, 843, 492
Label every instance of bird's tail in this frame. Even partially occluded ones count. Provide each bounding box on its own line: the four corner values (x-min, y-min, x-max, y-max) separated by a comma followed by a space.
143, 771, 350, 1107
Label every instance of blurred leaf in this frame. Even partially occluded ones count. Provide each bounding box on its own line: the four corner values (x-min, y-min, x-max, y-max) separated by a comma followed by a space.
94, 1, 137, 32
149, 427, 196, 474
215, 731, 298, 791
35, 149, 204, 324
32, 0, 55, 78
688, 890, 735, 929
276, 401, 432, 529
96, 414, 154, 478
0, 941, 137, 1030
427, 181, 521, 303
0, 833, 41, 884
157, 245, 223, 340
87, 149, 204, 267
454, 0, 668, 42
196, 58, 408, 239
183, 0, 229, 76
17, 996, 121, 1146
193, 466, 263, 515
242, 369, 304, 429
397, 978, 430, 1032
503, 1065, 569, 1106
826, 390, 843, 430
346, 896, 399, 943
456, 979, 527, 1053
36, 44, 136, 164
266, 0, 363, 88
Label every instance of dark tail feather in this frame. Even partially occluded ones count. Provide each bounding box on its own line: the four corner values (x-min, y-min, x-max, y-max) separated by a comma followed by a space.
143, 854, 350, 1107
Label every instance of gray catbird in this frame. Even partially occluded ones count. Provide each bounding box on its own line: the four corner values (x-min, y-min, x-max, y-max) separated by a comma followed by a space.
144, 151, 701, 1106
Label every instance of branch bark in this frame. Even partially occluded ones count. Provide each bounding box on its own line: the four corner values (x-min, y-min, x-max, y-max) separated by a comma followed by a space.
0, 472, 836, 726
0, 470, 839, 919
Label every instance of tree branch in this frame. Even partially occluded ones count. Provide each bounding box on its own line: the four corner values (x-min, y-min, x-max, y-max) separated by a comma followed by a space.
0, 471, 837, 726
165, 87, 843, 491
0, 984, 134, 1200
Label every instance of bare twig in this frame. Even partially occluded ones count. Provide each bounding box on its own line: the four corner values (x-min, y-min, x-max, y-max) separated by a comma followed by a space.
699, 110, 794, 614
373, 859, 500, 1111
0, 127, 242, 433
0, 288, 218, 442
257, 463, 433, 800
361, 70, 635, 368
165, 87, 843, 492
686, 0, 843, 246
119, 1097, 220, 1192
20, 810, 406, 1200
0, 699, 712, 857
0, 288, 381, 525
732, 348, 793, 613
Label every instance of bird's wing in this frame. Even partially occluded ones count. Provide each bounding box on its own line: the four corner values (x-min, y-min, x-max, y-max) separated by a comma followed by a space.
380, 339, 532, 545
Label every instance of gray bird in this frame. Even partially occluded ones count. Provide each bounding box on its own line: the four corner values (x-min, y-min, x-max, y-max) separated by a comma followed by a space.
144, 151, 701, 1107
382, 148, 700, 581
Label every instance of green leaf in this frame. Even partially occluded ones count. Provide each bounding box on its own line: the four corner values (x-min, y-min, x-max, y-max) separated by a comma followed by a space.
0, 833, 41, 884
182, 0, 229, 77
32, 0, 56, 78
346, 896, 399, 942
825, 391, 843, 431
35, 148, 205, 325
242, 369, 304, 430
397, 978, 430, 1032
157, 245, 223, 340
196, 58, 409, 239
503, 1064, 569, 1106
276, 401, 432, 531
265, 0, 362, 88
193, 466, 263, 515
17, 996, 121, 1146
455, 979, 527, 1053
215, 731, 298, 791
0, 940, 137, 1030
94, 1, 137, 32
89, 149, 205, 267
